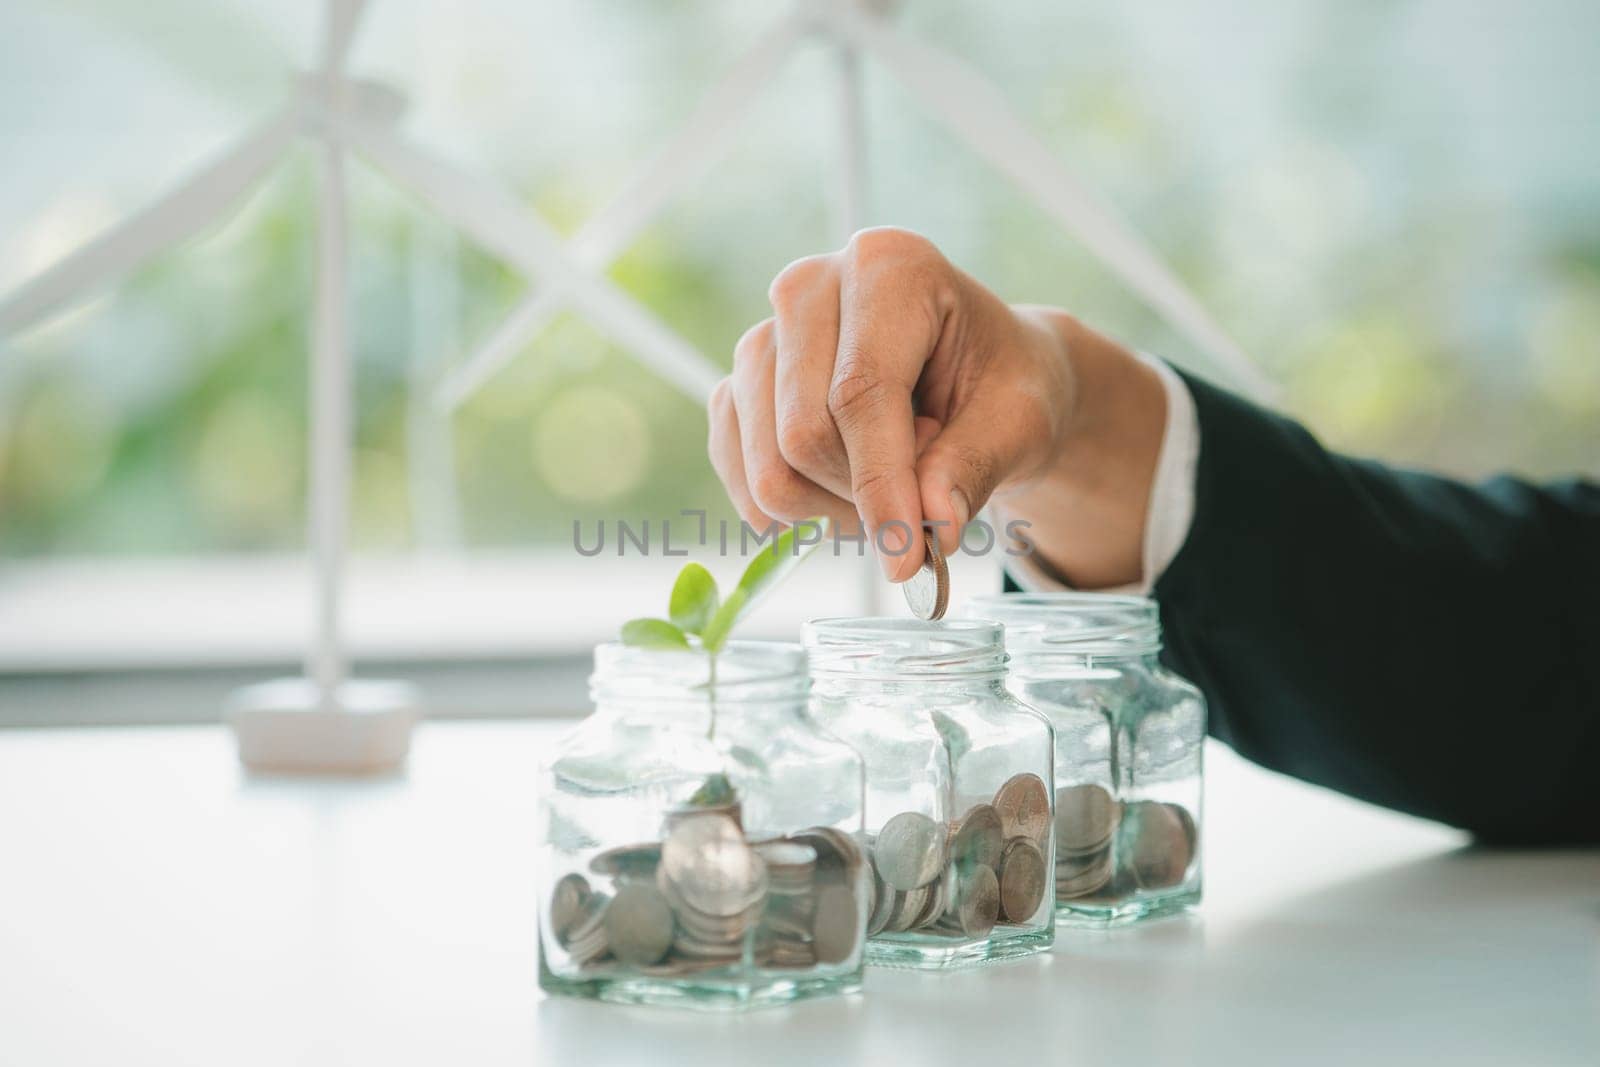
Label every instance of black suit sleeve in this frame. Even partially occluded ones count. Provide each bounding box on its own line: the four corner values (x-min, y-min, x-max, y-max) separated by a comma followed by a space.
1148, 370, 1600, 844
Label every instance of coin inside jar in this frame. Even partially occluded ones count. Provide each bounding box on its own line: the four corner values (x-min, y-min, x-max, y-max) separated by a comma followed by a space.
1055, 783, 1120, 854
948, 803, 1005, 874
659, 811, 768, 917
997, 837, 1048, 922
548, 872, 592, 942
993, 772, 1052, 847
901, 529, 949, 621
946, 863, 1000, 939
1124, 801, 1194, 890
866, 863, 895, 936
811, 885, 861, 964
874, 811, 946, 891
604, 882, 675, 965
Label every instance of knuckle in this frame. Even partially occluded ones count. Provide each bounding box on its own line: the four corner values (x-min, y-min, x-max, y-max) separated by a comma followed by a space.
776, 406, 837, 471
707, 377, 731, 413
949, 441, 998, 494
749, 463, 805, 518
850, 464, 899, 504
767, 255, 830, 311
826, 366, 884, 425
732, 318, 776, 365
844, 226, 938, 271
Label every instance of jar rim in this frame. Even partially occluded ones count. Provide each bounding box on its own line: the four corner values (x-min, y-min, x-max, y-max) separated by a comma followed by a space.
802, 616, 1007, 680
963, 592, 1162, 657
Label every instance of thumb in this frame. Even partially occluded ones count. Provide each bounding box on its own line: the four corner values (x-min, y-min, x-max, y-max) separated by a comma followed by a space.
915, 400, 1022, 556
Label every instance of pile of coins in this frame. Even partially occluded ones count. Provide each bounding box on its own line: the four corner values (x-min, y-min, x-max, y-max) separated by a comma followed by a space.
864, 772, 1052, 941
546, 806, 866, 976
1052, 784, 1197, 901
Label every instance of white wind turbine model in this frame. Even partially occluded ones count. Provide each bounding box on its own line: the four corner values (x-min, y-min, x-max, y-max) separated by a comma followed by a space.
0, 0, 724, 772
432, 0, 1273, 622
437, 0, 1274, 411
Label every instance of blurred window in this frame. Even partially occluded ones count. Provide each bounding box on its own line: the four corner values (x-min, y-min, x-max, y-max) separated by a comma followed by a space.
1, 1, 1596, 684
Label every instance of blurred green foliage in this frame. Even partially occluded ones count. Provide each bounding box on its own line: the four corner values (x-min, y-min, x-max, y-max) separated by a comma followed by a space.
1, 0, 1596, 558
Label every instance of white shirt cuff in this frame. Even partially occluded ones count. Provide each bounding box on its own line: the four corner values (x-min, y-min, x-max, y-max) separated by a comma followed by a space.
1003, 354, 1199, 595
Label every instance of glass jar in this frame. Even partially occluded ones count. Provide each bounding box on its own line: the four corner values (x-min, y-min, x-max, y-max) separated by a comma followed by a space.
537, 641, 869, 1010
802, 618, 1055, 969
964, 593, 1204, 925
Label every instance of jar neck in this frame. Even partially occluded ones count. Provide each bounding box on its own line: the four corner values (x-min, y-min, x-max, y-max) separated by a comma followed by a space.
964, 592, 1163, 667
802, 617, 1009, 686
810, 673, 1009, 699
1008, 648, 1163, 680
588, 640, 810, 712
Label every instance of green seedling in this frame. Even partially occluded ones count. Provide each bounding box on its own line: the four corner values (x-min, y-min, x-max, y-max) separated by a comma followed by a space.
620, 517, 831, 749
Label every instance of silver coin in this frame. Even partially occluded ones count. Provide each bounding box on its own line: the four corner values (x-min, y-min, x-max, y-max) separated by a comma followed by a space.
604, 882, 675, 966
993, 773, 1052, 847
946, 863, 1000, 938
884, 884, 933, 933
1055, 847, 1114, 898
589, 842, 662, 879
662, 799, 743, 836
788, 826, 864, 889
659, 811, 768, 918
997, 837, 1048, 922
562, 893, 611, 965
671, 930, 743, 960
874, 811, 945, 891
752, 840, 818, 891
548, 872, 591, 942
948, 803, 1005, 873
902, 530, 949, 621
812, 885, 861, 964
866, 863, 895, 936
1055, 783, 1121, 854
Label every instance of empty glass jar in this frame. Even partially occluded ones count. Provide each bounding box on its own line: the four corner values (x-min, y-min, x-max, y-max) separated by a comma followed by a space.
538, 641, 870, 1010
802, 618, 1055, 969
964, 593, 1204, 925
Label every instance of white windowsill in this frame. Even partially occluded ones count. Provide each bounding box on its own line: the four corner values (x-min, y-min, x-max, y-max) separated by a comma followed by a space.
0, 550, 1004, 674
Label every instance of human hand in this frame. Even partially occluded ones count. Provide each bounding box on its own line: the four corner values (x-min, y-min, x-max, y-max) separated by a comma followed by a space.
707, 227, 1164, 587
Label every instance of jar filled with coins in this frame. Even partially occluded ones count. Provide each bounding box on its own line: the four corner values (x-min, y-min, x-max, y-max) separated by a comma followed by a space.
802, 618, 1055, 968
964, 593, 1204, 925
538, 641, 870, 1009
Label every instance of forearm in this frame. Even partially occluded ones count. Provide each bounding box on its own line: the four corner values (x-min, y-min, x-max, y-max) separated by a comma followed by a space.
1155, 372, 1600, 843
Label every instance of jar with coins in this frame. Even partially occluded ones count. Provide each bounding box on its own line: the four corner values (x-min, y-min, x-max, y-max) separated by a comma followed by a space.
802, 618, 1055, 968
964, 593, 1203, 925
538, 641, 870, 1009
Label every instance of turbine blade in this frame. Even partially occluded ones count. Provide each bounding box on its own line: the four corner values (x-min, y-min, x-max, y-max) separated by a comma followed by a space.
0, 111, 297, 337
319, 0, 369, 79
346, 119, 723, 402
436, 8, 806, 410
567, 8, 808, 267
838, 7, 1275, 400
433, 286, 563, 412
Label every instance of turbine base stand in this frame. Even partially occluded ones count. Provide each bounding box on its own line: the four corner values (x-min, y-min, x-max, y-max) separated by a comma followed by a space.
224, 677, 421, 774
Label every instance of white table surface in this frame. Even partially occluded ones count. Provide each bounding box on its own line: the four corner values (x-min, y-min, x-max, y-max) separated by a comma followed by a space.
1, 721, 1595, 1067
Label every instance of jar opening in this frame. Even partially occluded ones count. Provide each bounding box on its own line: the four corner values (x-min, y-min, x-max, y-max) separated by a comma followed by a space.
801, 617, 1007, 680
589, 640, 809, 706
963, 592, 1162, 659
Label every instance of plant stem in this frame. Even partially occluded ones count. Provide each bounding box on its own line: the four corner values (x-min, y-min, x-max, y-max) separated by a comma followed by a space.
706, 652, 718, 742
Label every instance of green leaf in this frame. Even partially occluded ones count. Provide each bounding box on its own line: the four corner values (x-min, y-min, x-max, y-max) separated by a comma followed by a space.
699, 588, 747, 654
700, 516, 831, 653
687, 772, 737, 808
619, 617, 691, 650
668, 563, 720, 635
